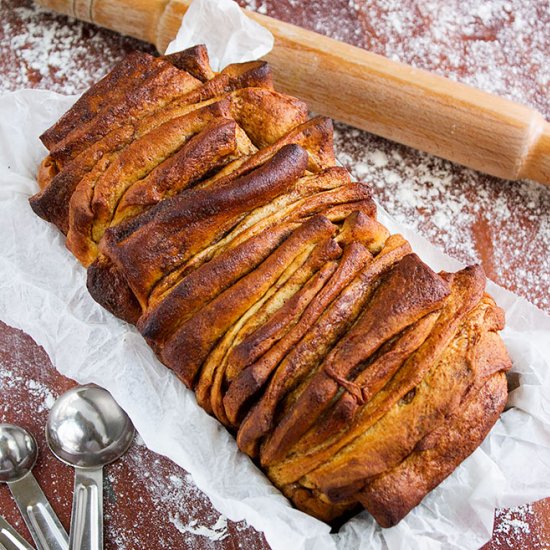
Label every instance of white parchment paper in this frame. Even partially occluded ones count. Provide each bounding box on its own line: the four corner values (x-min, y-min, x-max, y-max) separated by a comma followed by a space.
1, 2, 549, 549
165, 0, 273, 70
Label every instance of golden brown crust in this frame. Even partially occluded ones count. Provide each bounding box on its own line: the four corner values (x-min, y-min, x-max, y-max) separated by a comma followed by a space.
36, 156, 58, 190
102, 144, 308, 306
162, 45, 215, 82
138, 221, 300, 351
32, 55, 278, 235
207, 116, 336, 187
89, 162, 354, 325
40, 51, 158, 150
64, 104, 234, 265
162, 215, 337, 388
234, 236, 411, 456
86, 254, 142, 324
226, 227, 394, 428
200, 237, 343, 423
358, 371, 508, 527
265, 265, 487, 487
111, 118, 254, 225
221, 60, 273, 88
260, 253, 451, 467
63, 89, 309, 266
228, 88, 308, 148
32, 50, 512, 529
137, 170, 364, 349
293, 311, 440, 453
31, 125, 135, 234
135, 61, 273, 134
50, 58, 202, 166
279, 483, 359, 524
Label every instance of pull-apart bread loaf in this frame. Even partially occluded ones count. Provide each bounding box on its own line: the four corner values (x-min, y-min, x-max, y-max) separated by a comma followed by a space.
32, 45, 512, 528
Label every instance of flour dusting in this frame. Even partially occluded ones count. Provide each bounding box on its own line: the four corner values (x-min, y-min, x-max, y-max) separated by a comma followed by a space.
169, 514, 229, 542
103, 439, 254, 549
0, 0, 154, 95
0, 365, 58, 415
491, 503, 548, 548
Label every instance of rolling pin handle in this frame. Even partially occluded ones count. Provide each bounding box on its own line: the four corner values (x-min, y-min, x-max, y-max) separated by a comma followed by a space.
521, 122, 550, 184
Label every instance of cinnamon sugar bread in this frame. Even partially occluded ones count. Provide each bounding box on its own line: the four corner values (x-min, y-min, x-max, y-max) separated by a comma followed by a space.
31, 45, 512, 527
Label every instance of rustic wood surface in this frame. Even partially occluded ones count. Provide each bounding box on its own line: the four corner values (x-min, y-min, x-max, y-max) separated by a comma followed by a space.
0, 0, 548, 548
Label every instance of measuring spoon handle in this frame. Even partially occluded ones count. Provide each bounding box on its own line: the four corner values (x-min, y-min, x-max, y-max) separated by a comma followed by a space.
69, 468, 103, 550
0, 515, 34, 550
7, 473, 68, 550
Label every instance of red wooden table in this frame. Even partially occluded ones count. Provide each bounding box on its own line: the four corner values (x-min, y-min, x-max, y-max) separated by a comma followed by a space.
0, 0, 549, 548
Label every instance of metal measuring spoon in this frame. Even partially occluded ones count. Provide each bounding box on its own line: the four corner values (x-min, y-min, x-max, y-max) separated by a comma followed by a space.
46, 386, 134, 550
0, 424, 68, 550
0, 515, 34, 550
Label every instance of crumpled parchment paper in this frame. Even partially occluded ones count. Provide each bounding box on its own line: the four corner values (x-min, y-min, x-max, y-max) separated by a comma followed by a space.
165, 0, 273, 70
0, 1, 549, 549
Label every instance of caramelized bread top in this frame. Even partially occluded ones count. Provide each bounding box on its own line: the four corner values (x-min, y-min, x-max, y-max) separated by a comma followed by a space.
31, 46, 512, 528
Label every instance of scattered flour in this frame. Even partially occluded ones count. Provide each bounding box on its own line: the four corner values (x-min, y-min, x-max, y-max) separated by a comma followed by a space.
0, 367, 58, 414
169, 474, 185, 489
0, 0, 154, 95
103, 437, 262, 549
333, 124, 550, 312
169, 514, 229, 542
491, 503, 549, 548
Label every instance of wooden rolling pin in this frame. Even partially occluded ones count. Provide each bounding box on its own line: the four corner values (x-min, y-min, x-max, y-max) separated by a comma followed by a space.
37, 0, 550, 184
